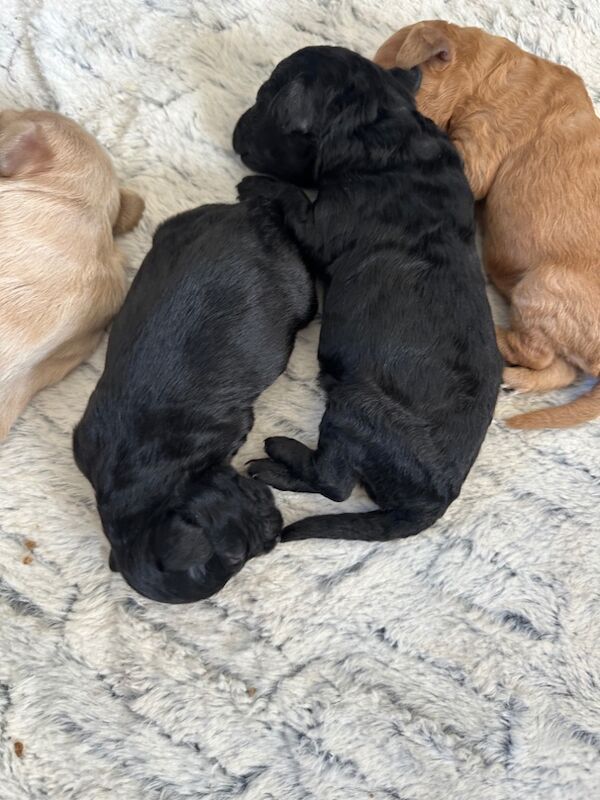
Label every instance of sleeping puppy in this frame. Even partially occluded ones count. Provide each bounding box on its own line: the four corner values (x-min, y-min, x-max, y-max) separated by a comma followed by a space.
0, 109, 144, 440
375, 21, 600, 428
233, 46, 502, 542
73, 200, 315, 602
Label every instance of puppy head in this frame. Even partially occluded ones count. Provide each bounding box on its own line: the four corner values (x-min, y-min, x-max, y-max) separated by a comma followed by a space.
107, 466, 282, 604
374, 21, 487, 128
0, 109, 143, 234
233, 46, 421, 186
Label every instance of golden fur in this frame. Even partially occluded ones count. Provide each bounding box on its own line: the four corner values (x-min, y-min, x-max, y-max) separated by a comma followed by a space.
375, 21, 600, 429
0, 109, 144, 440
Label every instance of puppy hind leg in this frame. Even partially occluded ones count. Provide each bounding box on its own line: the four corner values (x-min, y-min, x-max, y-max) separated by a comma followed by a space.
0, 379, 32, 441
312, 441, 356, 502
0, 332, 102, 441
495, 326, 555, 370
503, 359, 577, 393
261, 434, 355, 502
29, 333, 103, 391
246, 456, 318, 494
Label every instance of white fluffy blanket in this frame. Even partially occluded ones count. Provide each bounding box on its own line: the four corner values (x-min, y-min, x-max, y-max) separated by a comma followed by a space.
1, 1, 599, 798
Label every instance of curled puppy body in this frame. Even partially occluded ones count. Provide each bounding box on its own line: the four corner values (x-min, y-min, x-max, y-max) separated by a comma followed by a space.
0, 109, 144, 440
73, 200, 316, 603
374, 21, 600, 429
233, 46, 501, 542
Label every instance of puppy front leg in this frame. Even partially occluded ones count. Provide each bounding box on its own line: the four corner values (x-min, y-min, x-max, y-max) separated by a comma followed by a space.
237, 176, 312, 219
236, 175, 293, 202
237, 177, 319, 257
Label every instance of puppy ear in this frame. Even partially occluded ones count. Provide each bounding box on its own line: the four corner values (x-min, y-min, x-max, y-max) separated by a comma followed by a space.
237, 473, 282, 554
389, 66, 422, 95
214, 530, 249, 571
394, 24, 454, 71
157, 514, 213, 571
0, 119, 51, 177
277, 78, 316, 134
113, 187, 145, 235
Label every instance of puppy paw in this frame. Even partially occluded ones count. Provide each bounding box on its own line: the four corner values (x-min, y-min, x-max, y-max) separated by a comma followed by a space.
247, 457, 294, 489
237, 175, 281, 201
502, 366, 537, 394
247, 457, 316, 493
264, 436, 310, 466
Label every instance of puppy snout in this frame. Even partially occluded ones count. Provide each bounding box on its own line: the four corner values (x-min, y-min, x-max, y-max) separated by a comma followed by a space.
232, 109, 254, 157
232, 120, 245, 155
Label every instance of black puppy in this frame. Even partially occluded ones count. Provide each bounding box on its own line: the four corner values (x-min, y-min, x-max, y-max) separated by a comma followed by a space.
233, 46, 502, 542
73, 200, 315, 602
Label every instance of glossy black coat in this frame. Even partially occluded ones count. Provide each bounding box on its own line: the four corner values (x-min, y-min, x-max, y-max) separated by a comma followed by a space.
73, 200, 315, 600
234, 46, 502, 541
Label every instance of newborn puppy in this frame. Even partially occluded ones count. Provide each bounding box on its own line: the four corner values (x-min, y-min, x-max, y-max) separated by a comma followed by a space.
73, 199, 315, 603
375, 21, 600, 428
0, 109, 144, 440
234, 46, 501, 542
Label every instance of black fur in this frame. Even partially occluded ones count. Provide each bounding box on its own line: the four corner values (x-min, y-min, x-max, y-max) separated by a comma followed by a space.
73, 200, 315, 601
233, 46, 502, 542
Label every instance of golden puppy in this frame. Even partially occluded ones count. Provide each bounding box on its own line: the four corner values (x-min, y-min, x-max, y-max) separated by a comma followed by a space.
0, 109, 144, 440
375, 21, 600, 429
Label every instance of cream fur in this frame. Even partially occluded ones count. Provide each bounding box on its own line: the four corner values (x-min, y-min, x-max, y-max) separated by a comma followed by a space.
0, 109, 143, 439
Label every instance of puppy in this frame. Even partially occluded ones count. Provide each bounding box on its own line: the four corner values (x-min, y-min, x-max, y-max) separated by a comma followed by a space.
0, 109, 144, 439
233, 46, 501, 542
375, 21, 600, 429
73, 199, 315, 603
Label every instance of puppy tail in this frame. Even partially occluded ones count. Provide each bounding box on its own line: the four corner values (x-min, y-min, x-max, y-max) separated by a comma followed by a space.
281, 508, 441, 543
506, 379, 600, 429
113, 188, 145, 236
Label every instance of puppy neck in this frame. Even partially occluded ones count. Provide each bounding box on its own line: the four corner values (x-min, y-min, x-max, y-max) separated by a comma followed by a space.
317, 108, 441, 184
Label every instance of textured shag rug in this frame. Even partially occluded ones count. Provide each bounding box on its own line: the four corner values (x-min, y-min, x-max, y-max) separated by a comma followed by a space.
1, 1, 599, 798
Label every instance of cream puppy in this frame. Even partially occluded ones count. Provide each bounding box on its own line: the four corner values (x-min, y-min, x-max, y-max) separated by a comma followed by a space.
0, 109, 144, 439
